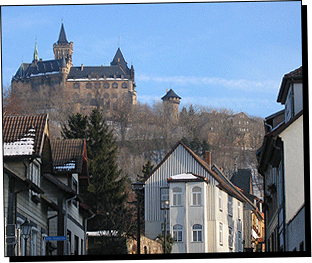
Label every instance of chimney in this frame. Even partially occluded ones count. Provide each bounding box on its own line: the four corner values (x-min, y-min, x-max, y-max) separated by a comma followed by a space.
204, 151, 211, 167
81, 64, 84, 71
166, 88, 169, 93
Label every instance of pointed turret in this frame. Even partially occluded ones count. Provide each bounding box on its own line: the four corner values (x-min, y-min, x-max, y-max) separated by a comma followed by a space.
57, 23, 69, 45
53, 23, 73, 67
111, 48, 129, 73
33, 40, 39, 62
162, 88, 181, 123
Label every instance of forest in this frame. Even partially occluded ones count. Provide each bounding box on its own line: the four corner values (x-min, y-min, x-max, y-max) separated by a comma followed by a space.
4, 83, 265, 198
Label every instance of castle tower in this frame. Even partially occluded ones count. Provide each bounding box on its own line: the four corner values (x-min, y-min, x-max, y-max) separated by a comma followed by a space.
161, 88, 181, 122
53, 23, 73, 67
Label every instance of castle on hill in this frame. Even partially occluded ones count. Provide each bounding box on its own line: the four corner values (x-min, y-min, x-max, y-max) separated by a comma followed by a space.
11, 23, 137, 115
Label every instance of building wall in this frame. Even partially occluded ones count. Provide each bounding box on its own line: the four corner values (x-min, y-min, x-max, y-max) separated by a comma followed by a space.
286, 206, 305, 251
169, 179, 243, 253
280, 115, 304, 223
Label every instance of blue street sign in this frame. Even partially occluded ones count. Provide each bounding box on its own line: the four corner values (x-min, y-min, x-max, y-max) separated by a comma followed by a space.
45, 236, 67, 241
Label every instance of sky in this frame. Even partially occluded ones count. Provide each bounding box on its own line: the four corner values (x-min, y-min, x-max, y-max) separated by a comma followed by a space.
1, 1, 303, 118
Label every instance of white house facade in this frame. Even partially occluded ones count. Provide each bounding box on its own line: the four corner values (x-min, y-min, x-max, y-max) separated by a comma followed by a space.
144, 141, 253, 253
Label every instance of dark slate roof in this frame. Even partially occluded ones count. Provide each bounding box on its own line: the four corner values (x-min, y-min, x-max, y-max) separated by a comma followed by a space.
13, 59, 63, 80
161, 89, 181, 100
111, 48, 128, 69
57, 23, 69, 45
230, 169, 253, 195
277, 66, 302, 104
3, 114, 49, 156
67, 65, 130, 79
51, 139, 87, 173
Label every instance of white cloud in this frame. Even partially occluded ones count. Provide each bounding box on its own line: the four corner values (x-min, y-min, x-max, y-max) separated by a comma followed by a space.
136, 73, 278, 94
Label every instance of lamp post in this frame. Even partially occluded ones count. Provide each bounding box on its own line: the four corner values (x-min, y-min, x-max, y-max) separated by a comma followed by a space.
162, 200, 169, 254
131, 181, 145, 255
21, 219, 32, 256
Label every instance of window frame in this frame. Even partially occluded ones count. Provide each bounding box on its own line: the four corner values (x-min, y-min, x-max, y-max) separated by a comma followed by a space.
192, 224, 203, 242
173, 224, 183, 242
192, 187, 202, 206
172, 187, 182, 206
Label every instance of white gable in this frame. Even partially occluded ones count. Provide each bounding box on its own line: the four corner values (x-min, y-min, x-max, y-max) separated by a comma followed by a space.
145, 143, 218, 222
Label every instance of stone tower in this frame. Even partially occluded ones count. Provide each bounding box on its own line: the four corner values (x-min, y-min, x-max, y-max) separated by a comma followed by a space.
161, 88, 181, 123
53, 23, 73, 67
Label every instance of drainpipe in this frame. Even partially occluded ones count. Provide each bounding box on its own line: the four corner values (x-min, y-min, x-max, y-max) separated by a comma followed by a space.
84, 214, 95, 255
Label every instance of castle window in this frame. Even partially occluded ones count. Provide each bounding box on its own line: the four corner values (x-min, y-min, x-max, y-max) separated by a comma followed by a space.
73, 83, 80, 89
104, 82, 109, 89
95, 82, 100, 89
86, 83, 92, 89
112, 93, 118, 99
112, 82, 118, 89
122, 82, 128, 89
104, 93, 109, 99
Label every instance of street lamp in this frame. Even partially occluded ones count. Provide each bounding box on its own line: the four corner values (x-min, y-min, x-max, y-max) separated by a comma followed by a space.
161, 200, 169, 254
21, 219, 32, 256
131, 181, 145, 255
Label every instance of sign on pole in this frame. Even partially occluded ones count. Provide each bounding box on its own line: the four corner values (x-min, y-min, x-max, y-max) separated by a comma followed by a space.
44, 236, 67, 241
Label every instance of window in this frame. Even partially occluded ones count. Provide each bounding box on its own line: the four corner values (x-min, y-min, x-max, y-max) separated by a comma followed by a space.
29, 162, 40, 201
173, 187, 182, 206
238, 231, 242, 252
86, 83, 92, 89
219, 190, 222, 211
112, 82, 118, 89
122, 82, 128, 89
73, 82, 80, 89
219, 223, 223, 245
238, 201, 241, 220
173, 224, 183, 242
192, 224, 203, 242
228, 227, 233, 249
104, 82, 109, 89
192, 187, 201, 206
95, 82, 100, 89
228, 195, 233, 216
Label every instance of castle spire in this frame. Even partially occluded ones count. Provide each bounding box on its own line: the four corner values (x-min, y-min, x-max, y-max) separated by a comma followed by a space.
33, 39, 39, 62
57, 23, 69, 45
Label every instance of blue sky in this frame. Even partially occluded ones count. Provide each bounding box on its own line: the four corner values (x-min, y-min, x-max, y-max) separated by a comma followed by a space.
1, 1, 303, 118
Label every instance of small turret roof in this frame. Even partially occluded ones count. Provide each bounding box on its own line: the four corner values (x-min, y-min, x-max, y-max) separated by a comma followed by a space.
57, 23, 69, 45
161, 89, 181, 100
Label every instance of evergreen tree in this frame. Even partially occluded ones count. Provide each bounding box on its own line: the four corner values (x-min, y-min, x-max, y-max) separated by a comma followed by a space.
62, 109, 131, 234
61, 112, 88, 139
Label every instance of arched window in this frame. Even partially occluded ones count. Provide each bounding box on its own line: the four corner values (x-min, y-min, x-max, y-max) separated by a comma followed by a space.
73, 82, 80, 89
104, 82, 109, 89
112, 82, 118, 89
122, 82, 128, 89
192, 187, 201, 206
192, 224, 203, 242
86, 83, 92, 89
173, 224, 183, 242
